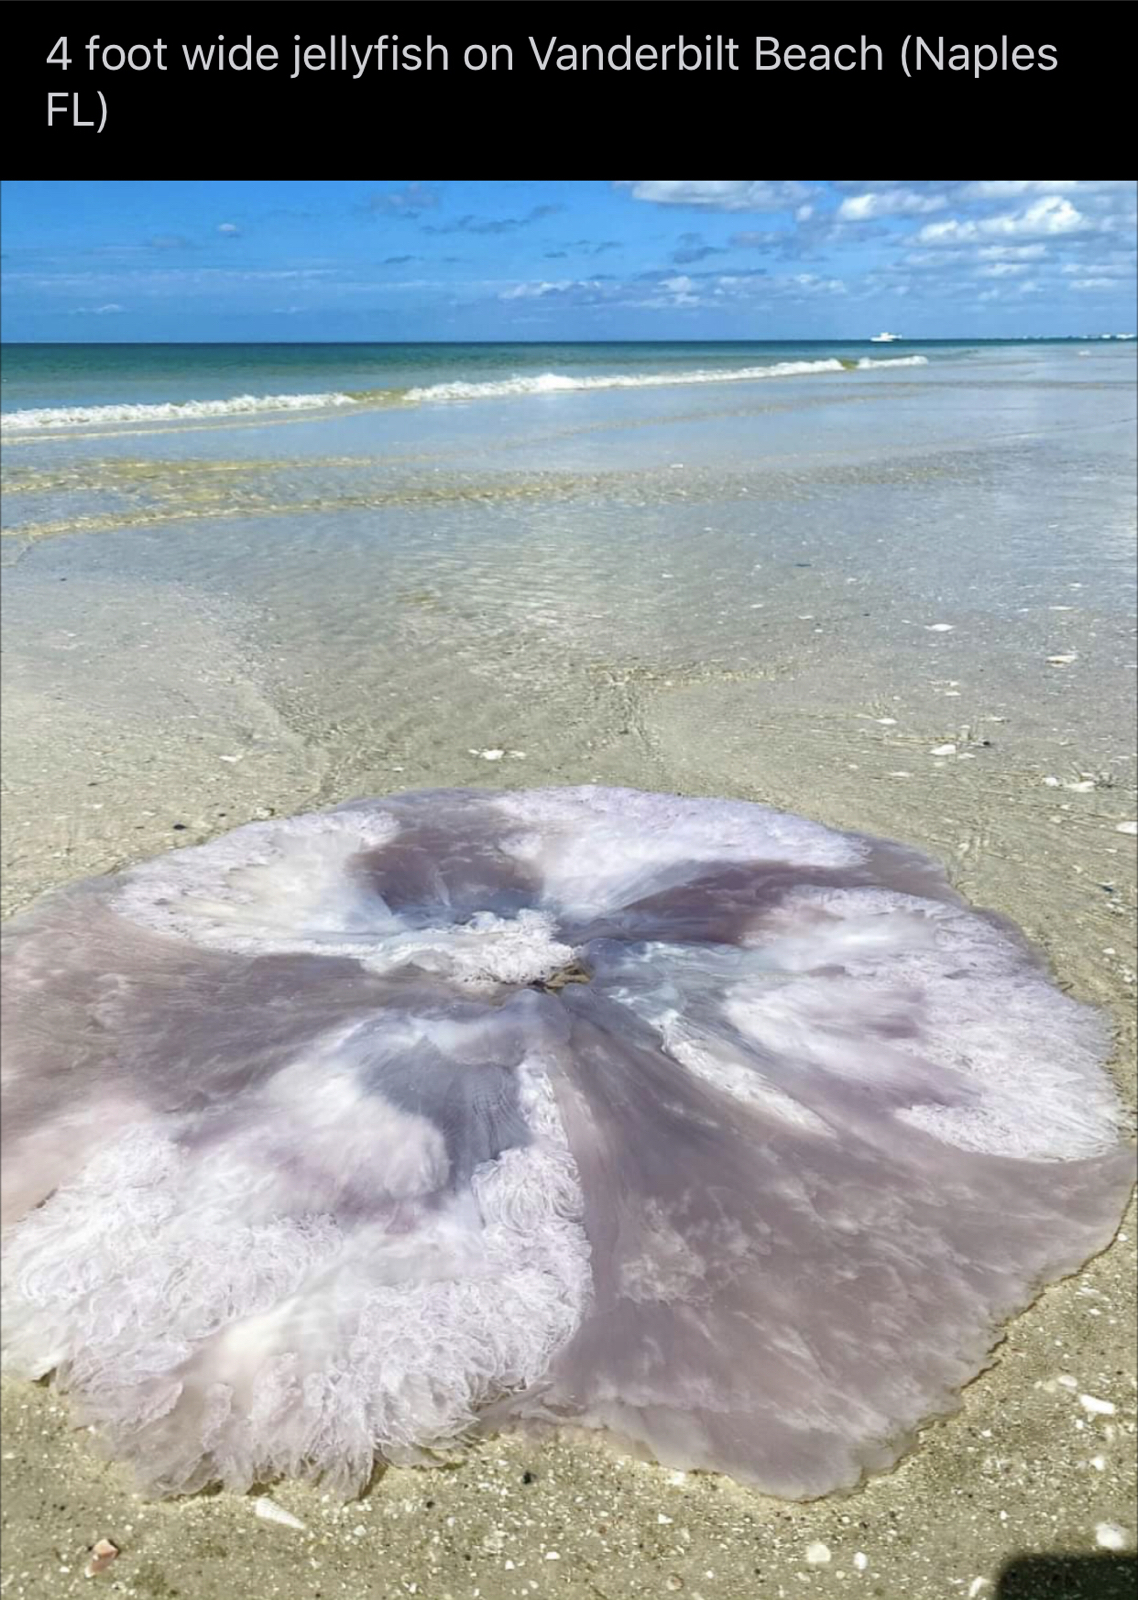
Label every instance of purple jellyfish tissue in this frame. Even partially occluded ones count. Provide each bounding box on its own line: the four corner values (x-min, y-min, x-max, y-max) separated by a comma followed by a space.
2, 787, 1133, 1497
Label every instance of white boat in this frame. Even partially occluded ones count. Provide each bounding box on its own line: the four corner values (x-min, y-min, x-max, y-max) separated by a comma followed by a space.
870, 331, 903, 343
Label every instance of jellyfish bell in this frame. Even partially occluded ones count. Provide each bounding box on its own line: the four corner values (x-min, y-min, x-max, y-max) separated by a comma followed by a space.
1, 786, 1133, 1498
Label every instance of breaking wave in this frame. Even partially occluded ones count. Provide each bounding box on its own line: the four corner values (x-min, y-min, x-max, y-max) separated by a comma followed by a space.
854, 355, 930, 369
0, 356, 930, 432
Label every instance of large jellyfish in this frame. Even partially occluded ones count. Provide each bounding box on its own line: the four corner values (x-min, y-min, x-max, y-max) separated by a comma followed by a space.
1, 787, 1133, 1498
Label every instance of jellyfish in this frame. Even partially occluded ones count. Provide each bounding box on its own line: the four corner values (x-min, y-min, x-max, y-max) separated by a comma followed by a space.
1, 787, 1133, 1498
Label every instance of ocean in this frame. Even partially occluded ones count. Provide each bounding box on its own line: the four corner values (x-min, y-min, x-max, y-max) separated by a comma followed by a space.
0, 337, 1086, 428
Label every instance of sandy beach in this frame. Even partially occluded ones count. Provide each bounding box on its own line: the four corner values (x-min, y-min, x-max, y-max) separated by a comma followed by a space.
2, 343, 1135, 1598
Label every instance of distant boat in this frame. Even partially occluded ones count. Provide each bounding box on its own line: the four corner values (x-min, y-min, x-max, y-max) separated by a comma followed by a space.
870, 331, 903, 343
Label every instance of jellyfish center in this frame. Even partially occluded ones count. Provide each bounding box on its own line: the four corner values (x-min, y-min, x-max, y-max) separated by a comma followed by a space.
425, 907, 585, 991
531, 959, 592, 994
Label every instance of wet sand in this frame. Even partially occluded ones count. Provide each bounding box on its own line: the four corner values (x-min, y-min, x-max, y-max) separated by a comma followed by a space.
2, 348, 1135, 1596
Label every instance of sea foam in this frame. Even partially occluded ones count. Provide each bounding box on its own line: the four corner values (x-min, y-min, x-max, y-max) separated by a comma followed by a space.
0, 356, 929, 432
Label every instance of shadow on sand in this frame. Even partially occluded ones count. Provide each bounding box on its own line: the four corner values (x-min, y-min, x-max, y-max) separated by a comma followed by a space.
997, 1552, 1135, 1599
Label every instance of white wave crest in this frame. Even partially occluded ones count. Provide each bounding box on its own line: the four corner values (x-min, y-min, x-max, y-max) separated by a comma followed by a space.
405, 359, 851, 403
0, 354, 932, 433
0, 390, 358, 433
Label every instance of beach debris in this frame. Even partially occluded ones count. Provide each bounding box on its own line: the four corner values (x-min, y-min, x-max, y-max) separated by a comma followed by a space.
968, 1581, 990, 1599
1116, 821, 1137, 835
1095, 1523, 1127, 1551
469, 748, 505, 761
1079, 1393, 1116, 1416
84, 1539, 120, 1578
1047, 654, 1078, 665
925, 623, 955, 632
805, 1542, 832, 1565
930, 743, 957, 757
253, 1495, 307, 1531
853, 1552, 868, 1572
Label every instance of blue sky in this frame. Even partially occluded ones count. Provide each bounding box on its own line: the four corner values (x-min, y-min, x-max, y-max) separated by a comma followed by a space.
2, 179, 1135, 341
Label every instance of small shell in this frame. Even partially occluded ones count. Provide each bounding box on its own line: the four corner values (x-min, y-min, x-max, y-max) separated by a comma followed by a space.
84, 1539, 120, 1578
253, 1496, 307, 1531
1079, 1394, 1116, 1416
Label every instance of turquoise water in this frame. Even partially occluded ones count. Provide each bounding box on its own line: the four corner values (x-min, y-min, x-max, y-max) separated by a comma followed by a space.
0, 338, 1097, 425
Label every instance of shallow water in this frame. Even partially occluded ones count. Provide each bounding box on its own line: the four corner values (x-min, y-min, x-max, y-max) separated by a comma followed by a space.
1, 341, 1135, 1597
2, 344, 1135, 919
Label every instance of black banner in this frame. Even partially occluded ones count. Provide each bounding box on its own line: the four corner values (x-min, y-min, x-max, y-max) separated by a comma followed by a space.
3, 4, 1128, 170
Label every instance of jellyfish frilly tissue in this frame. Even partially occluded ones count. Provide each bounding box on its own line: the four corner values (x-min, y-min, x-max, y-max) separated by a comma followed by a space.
1, 785, 1133, 1500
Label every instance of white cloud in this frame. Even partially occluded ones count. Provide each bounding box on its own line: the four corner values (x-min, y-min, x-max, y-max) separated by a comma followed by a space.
915, 197, 1089, 245
1060, 262, 1133, 278
217, 222, 241, 236
499, 279, 573, 301
976, 244, 1047, 261
620, 180, 809, 212
960, 180, 1134, 200
978, 263, 1030, 278
1068, 277, 1119, 291
838, 189, 946, 221
977, 280, 1044, 302
899, 250, 965, 268
787, 273, 847, 295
